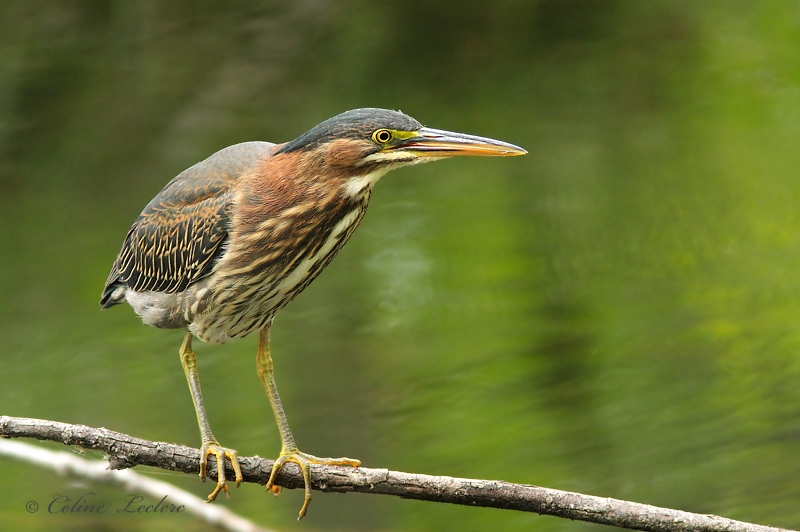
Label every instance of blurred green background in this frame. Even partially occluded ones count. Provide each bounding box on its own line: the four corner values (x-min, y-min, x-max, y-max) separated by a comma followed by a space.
2, 1, 800, 530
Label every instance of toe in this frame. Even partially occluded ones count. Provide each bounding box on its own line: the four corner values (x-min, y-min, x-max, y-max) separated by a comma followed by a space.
265, 449, 360, 520
200, 442, 242, 502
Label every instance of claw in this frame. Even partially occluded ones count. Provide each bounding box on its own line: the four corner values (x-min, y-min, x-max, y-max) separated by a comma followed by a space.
200, 442, 243, 502
265, 450, 360, 520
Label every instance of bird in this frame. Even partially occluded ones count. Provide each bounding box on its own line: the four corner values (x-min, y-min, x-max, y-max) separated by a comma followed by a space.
100, 108, 526, 519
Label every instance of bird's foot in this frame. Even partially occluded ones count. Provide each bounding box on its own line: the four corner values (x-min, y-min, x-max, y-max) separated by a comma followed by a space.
200, 441, 243, 502
266, 449, 360, 520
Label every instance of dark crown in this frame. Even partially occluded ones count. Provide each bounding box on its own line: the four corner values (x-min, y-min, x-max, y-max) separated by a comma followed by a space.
276, 108, 423, 154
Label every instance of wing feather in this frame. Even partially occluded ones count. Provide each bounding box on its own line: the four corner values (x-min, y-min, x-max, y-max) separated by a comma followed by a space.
100, 141, 277, 307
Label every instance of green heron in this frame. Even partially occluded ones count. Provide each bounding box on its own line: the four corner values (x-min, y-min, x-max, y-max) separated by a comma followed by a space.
101, 108, 525, 518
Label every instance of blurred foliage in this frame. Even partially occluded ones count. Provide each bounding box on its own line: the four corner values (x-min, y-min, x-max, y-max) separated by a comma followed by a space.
1, 0, 800, 530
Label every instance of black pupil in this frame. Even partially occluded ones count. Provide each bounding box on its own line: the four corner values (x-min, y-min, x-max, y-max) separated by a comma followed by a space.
378, 131, 390, 142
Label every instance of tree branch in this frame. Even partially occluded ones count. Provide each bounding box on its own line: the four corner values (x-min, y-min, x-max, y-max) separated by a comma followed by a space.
0, 416, 793, 532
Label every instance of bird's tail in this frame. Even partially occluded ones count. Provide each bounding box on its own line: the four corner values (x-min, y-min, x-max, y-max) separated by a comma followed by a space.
100, 265, 126, 309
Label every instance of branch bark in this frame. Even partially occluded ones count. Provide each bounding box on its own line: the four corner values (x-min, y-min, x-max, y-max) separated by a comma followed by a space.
0, 416, 793, 532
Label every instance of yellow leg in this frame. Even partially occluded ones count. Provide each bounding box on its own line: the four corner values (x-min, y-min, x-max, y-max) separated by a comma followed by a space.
180, 331, 243, 501
256, 324, 360, 520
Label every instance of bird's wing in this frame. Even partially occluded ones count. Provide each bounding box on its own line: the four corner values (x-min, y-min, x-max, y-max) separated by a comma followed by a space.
101, 142, 278, 307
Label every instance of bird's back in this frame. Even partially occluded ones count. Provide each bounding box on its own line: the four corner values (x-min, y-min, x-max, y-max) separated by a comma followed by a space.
101, 141, 278, 310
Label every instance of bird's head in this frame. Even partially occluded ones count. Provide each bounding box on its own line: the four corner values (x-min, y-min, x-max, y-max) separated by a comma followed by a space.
274, 108, 526, 195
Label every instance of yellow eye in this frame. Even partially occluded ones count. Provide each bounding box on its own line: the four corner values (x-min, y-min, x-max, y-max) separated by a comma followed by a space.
372, 129, 393, 144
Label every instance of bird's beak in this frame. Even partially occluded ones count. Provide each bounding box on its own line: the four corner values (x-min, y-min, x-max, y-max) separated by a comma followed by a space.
391, 127, 527, 157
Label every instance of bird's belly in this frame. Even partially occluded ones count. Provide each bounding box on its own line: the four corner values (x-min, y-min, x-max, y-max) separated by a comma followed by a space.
187, 281, 285, 344
188, 207, 365, 343
189, 261, 333, 343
